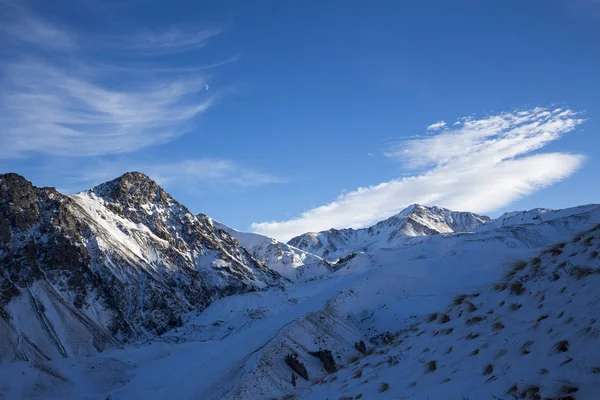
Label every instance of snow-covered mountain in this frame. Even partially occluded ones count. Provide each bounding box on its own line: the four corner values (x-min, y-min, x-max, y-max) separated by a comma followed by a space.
480, 204, 600, 231
202, 217, 332, 281
288, 204, 600, 262
0, 172, 281, 363
288, 204, 490, 260
1, 172, 599, 400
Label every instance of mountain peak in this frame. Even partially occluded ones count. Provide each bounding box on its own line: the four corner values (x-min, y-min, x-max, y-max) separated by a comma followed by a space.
395, 204, 489, 224
392, 204, 491, 233
110, 171, 159, 192
398, 203, 455, 215
119, 171, 154, 183
397, 203, 432, 217
89, 171, 171, 207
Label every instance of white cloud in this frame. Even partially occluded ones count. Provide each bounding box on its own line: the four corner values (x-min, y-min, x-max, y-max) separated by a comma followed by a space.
0, 8, 225, 159
0, 60, 215, 158
426, 120, 447, 131
251, 107, 585, 241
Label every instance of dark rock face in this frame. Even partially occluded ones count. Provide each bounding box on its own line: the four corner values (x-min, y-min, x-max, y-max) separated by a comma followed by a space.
0, 213, 11, 244
285, 353, 308, 380
0, 172, 282, 362
309, 349, 336, 373
0, 174, 88, 296
354, 340, 367, 355
333, 252, 358, 271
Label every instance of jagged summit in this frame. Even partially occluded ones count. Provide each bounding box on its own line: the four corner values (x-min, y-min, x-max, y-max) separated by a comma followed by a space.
88, 171, 173, 208
382, 204, 490, 235
80, 172, 195, 246
394, 203, 488, 221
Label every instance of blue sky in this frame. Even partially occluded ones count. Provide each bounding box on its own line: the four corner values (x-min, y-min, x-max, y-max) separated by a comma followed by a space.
1, 0, 599, 241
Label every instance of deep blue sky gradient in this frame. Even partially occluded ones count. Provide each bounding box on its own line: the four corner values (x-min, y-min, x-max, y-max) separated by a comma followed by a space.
1, 0, 599, 231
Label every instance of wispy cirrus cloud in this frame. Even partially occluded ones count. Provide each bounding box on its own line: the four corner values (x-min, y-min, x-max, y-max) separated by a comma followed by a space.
251, 107, 585, 241
0, 1, 284, 200
0, 2, 225, 159
0, 60, 214, 157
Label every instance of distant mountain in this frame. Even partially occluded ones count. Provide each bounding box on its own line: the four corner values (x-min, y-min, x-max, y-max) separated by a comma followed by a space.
204, 218, 332, 282
479, 204, 600, 231
0, 172, 281, 363
288, 204, 490, 260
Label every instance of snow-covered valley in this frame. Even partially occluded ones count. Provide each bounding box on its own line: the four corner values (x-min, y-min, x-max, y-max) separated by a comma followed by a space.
1, 172, 599, 399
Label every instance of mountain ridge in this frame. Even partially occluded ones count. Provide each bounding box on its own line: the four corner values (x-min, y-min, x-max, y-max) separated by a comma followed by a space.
0, 172, 282, 363
288, 204, 490, 260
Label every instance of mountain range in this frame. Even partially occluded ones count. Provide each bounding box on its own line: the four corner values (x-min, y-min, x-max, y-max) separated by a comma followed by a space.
0, 171, 599, 399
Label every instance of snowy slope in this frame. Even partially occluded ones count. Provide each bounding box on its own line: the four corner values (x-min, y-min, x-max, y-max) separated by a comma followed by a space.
288, 204, 490, 260
1, 200, 599, 399
299, 224, 600, 400
206, 217, 332, 281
